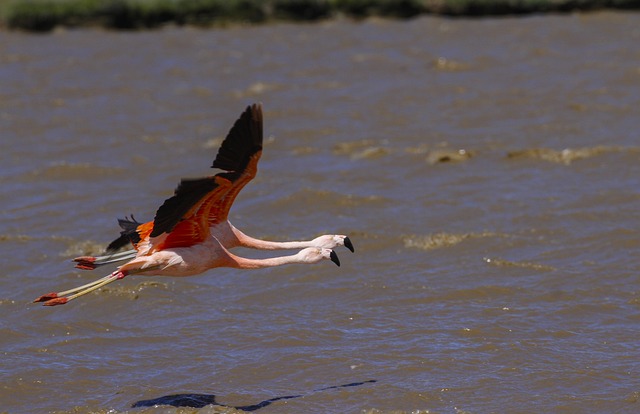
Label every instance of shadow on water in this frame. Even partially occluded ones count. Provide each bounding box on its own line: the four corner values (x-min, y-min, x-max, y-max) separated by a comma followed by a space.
131, 380, 377, 410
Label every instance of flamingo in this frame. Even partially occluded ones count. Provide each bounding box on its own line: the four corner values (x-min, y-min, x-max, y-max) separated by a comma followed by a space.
34, 103, 353, 306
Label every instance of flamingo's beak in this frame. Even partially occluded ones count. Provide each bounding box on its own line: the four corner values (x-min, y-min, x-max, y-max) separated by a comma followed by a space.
344, 237, 354, 253
330, 251, 341, 267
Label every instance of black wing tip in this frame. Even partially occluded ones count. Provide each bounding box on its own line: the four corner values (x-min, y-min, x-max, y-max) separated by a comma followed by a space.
106, 234, 131, 252
106, 215, 142, 252
117, 215, 141, 230
211, 103, 263, 172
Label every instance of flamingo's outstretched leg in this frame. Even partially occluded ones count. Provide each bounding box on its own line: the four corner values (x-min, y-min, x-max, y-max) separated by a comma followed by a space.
74, 250, 137, 270
33, 270, 128, 306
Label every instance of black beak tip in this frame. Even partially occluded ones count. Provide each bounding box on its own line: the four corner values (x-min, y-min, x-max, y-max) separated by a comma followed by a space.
344, 237, 354, 253
330, 250, 341, 267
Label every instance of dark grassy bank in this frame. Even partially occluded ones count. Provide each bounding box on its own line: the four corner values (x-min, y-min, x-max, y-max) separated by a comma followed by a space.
1, 0, 639, 31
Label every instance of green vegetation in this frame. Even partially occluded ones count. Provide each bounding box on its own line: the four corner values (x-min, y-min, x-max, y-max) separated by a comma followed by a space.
1, 0, 639, 31
0, 0, 269, 31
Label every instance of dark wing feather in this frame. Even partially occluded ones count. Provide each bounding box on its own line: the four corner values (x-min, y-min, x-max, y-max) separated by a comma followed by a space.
207, 103, 264, 224
150, 177, 219, 238
212, 103, 263, 172
106, 216, 142, 251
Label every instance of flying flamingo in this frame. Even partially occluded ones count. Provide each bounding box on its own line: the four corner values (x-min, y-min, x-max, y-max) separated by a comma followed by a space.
34, 103, 353, 306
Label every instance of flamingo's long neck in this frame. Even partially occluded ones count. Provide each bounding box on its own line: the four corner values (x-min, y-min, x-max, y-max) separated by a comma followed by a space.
225, 250, 308, 269
218, 221, 314, 250
239, 236, 314, 250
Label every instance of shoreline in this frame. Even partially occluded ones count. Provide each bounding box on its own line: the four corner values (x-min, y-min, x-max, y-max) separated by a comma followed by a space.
2, 0, 640, 32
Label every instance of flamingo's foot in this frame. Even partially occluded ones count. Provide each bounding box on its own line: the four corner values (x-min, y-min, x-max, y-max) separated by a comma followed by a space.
33, 292, 58, 303
73, 256, 97, 270
43, 297, 68, 306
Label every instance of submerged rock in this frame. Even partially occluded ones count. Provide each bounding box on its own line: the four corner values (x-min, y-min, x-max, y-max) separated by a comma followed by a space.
427, 148, 474, 164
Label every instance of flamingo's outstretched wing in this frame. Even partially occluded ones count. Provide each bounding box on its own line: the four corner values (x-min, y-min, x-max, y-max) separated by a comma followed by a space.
142, 175, 233, 252
208, 103, 263, 225
148, 103, 263, 248
80, 104, 263, 262
99, 103, 262, 252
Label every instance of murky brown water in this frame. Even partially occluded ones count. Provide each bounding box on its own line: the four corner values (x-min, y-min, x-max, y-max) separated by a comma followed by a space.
2, 11, 640, 413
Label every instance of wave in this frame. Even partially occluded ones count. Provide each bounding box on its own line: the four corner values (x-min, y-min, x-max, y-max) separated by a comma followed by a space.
403, 231, 501, 250
332, 141, 639, 166
483, 257, 556, 271
507, 146, 640, 165
26, 162, 125, 181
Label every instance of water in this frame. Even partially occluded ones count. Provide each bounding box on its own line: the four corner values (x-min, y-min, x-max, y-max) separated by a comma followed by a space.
2, 12, 640, 413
